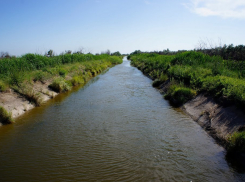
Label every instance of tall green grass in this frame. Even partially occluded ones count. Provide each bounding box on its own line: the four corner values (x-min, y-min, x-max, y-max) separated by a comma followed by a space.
0, 54, 121, 78
129, 51, 245, 107
164, 82, 196, 105
227, 131, 245, 153
0, 54, 122, 89
0, 54, 122, 108
0, 106, 13, 124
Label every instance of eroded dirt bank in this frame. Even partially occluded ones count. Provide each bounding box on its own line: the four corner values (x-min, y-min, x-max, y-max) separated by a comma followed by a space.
182, 94, 245, 145
156, 78, 245, 147
0, 81, 58, 123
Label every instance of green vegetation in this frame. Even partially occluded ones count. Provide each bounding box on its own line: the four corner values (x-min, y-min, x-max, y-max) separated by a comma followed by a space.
0, 53, 122, 124
227, 131, 245, 153
70, 75, 85, 86
0, 80, 7, 92
128, 44, 245, 62
49, 78, 71, 93
164, 83, 196, 105
129, 51, 245, 153
12, 85, 43, 106
129, 51, 245, 107
0, 106, 13, 124
0, 53, 120, 76
0, 53, 122, 90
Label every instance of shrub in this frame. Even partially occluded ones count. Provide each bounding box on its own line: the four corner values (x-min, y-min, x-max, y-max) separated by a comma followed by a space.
130, 52, 245, 107
58, 68, 67, 77
165, 83, 196, 105
0, 106, 13, 124
159, 73, 168, 82
152, 79, 162, 87
9, 72, 24, 86
0, 81, 7, 92
33, 71, 50, 83
70, 76, 85, 86
49, 78, 71, 93
227, 131, 245, 153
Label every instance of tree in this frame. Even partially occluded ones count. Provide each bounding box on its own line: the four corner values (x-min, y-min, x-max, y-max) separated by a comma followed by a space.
0, 51, 10, 58
130, 50, 141, 55
47, 49, 54, 57
101, 49, 110, 55
111, 51, 121, 56
65, 50, 72, 54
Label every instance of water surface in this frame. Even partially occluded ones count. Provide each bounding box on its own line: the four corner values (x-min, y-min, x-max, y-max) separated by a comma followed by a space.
0, 57, 245, 181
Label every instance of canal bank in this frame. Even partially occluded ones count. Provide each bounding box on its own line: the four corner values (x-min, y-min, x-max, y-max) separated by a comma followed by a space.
129, 53, 245, 158
0, 56, 122, 125
157, 79, 245, 147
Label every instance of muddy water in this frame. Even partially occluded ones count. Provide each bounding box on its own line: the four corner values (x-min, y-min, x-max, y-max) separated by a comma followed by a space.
0, 57, 245, 181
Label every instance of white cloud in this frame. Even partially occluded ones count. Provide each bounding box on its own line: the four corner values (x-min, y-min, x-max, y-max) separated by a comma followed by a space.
185, 0, 245, 18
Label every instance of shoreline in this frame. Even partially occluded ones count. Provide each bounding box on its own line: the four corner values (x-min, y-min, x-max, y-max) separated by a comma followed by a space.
141, 72, 245, 162
0, 60, 122, 125
158, 80, 245, 147
0, 80, 58, 124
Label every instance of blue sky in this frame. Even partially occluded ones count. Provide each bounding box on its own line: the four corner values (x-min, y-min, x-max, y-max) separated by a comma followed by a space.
0, 0, 245, 56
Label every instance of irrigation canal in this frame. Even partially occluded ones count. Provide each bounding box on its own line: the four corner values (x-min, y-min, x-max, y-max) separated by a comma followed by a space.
0, 57, 245, 181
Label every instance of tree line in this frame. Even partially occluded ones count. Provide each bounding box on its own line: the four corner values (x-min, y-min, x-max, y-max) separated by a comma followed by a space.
130, 44, 245, 61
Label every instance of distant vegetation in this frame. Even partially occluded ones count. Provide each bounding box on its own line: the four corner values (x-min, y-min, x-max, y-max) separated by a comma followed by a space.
131, 44, 245, 62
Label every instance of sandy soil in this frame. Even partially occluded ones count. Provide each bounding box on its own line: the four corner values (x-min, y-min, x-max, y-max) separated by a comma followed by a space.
182, 94, 245, 143
0, 81, 58, 119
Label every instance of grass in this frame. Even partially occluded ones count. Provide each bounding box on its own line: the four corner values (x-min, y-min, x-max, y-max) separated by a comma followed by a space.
0, 54, 122, 93
13, 85, 43, 106
70, 75, 85, 86
0, 80, 7, 92
129, 51, 245, 107
164, 83, 197, 105
227, 131, 245, 153
0, 54, 122, 125
0, 106, 13, 124
49, 78, 71, 93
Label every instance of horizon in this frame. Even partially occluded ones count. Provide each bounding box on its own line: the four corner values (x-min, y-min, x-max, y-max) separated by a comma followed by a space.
0, 0, 245, 56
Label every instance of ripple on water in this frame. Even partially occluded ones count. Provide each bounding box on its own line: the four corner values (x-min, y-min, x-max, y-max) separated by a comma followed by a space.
0, 58, 244, 181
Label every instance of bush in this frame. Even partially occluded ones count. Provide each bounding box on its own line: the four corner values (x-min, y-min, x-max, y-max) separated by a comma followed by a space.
0, 81, 7, 92
33, 71, 50, 83
0, 106, 13, 124
152, 79, 163, 87
165, 83, 196, 105
70, 76, 85, 86
227, 131, 245, 153
49, 78, 71, 93
130, 52, 245, 107
58, 68, 67, 77
9, 72, 24, 86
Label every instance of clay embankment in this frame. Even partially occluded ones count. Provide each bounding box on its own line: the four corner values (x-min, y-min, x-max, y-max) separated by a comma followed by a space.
0, 54, 123, 125
183, 94, 245, 144
160, 81, 245, 146
0, 81, 58, 124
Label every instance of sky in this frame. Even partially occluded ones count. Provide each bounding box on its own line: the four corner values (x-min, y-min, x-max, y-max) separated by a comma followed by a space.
0, 0, 245, 56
